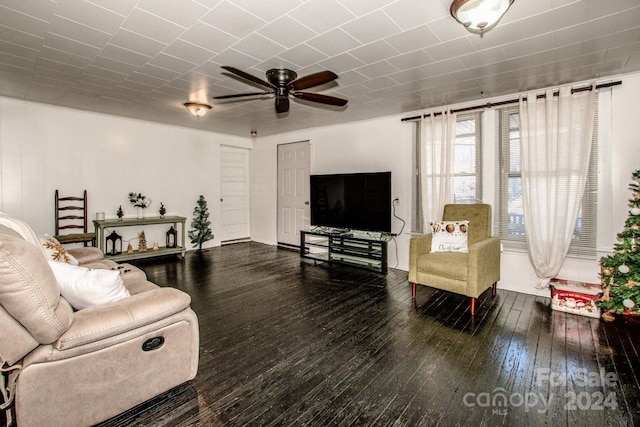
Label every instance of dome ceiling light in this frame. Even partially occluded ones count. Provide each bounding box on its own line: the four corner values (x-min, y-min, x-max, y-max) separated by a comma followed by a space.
184, 102, 211, 118
450, 0, 515, 36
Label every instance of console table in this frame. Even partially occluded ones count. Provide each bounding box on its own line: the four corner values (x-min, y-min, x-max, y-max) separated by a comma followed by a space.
300, 229, 390, 273
93, 216, 186, 262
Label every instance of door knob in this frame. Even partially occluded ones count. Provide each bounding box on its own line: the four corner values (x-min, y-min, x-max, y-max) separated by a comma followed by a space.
304, 201, 309, 205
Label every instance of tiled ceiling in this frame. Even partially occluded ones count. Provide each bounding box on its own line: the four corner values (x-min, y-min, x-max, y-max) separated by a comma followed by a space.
1, 0, 639, 137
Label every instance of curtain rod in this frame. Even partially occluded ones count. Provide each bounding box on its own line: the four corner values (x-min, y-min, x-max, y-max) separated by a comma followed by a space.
400, 80, 622, 122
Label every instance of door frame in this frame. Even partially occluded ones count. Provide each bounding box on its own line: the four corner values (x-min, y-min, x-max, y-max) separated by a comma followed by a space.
219, 145, 251, 244
277, 140, 311, 248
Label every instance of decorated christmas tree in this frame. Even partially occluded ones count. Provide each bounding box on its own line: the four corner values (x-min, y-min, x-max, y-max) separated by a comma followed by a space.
188, 195, 213, 251
598, 169, 640, 320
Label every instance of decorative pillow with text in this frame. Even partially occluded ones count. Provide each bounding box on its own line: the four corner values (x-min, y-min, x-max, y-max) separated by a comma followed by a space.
430, 220, 469, 253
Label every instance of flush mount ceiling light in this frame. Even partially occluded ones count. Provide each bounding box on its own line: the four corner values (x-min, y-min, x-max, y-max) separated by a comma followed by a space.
450, 0, 514, 36
184, 102, 211, 117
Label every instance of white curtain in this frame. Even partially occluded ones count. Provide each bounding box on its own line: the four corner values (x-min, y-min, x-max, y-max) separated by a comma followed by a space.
420, 110, 457, 232
519, 85, 595, 289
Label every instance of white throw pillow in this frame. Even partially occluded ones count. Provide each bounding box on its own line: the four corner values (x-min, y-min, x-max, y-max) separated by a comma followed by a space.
430, 220, 469, 253
48, 261, 130, 310
40, 234, 79, 265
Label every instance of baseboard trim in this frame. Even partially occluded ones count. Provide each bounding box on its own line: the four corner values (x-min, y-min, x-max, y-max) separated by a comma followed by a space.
221, 238, 250, 246
277, 242, 299, 251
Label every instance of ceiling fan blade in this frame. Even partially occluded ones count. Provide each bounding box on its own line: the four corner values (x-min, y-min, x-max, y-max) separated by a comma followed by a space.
275, 95, 290, 113
287, 70, 338, 91
213, 91, 272, 100
291, 92, 348, 107
221, 66, 275, 90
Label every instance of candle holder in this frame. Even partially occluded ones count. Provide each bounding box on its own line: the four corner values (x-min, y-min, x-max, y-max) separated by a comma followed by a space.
105, 231, 122, 255
166, 226, 178, 248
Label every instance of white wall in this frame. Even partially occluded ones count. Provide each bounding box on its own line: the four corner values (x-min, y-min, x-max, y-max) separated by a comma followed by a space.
251, 71, 640, 297
0, 97, 251, 250
252, 115, 413, 269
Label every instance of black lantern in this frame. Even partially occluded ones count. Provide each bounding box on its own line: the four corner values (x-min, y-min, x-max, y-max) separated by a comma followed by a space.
166, 226, 177, 248
105, 231, 122, 255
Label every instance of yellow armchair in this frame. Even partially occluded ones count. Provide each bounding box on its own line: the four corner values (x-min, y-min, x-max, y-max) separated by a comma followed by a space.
409, 204, 501, 315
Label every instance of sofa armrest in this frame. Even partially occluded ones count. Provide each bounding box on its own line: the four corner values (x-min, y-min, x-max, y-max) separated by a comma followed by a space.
67, 247, 104, 264
55, 287, 191, 351
467, 236, 501, 297
409, 234, 432, 282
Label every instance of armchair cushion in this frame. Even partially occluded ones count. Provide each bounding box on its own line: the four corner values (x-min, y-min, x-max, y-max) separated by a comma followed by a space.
67, 246, 105, 264
0, 227, 73, 344
442, 204, 490, 244
0, 306, 40, 365
418, 251, 468, 281
55, 287, 191, 351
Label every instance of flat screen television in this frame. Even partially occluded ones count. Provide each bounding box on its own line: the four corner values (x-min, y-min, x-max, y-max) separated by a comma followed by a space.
310, 172, 391, 233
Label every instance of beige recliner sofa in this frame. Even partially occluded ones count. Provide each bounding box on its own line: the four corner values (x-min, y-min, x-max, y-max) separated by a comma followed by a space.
0, 217, 199, 426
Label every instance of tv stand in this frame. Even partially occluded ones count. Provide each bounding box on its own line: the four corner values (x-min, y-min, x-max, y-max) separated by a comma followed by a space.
300, 229, 390, 273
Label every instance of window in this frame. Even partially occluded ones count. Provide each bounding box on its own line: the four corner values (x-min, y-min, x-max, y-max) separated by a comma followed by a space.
453, 112, 482, 204
496, 101, 598, 256
411, 112, 483, 232
497, 107, 524, 241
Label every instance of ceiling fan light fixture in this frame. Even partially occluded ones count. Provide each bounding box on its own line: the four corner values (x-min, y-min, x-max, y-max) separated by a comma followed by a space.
184, 102, 211, 117
450, 0, 514, 36
214, 66, 347, 114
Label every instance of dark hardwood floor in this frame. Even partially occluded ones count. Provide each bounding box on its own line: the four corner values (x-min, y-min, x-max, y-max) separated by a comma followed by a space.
96, 242, 640, 426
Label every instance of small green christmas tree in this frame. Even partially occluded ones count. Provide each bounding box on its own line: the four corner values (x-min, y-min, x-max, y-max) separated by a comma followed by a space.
598, 169, 640, 320
116, 205, 124, 220
159, 202, 166, 218
188, 195, 213, 251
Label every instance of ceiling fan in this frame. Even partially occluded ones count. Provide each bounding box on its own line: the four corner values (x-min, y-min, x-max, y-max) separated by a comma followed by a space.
213, 66, 348, 114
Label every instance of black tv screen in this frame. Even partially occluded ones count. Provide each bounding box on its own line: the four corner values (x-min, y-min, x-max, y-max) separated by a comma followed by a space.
310, 172, 391, 232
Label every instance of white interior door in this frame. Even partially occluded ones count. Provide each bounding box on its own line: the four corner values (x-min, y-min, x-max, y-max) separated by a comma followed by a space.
220, 146, 250, 243
277, 141, 310, 247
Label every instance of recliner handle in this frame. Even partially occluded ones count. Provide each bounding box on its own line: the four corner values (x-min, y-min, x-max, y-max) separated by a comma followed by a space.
142, 336, 164, 352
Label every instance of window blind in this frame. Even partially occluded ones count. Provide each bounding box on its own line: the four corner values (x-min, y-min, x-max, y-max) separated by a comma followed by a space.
495, 93, 599, 257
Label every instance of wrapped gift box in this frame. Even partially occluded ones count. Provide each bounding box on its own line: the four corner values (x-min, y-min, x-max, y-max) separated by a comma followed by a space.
550, 278, 602, 318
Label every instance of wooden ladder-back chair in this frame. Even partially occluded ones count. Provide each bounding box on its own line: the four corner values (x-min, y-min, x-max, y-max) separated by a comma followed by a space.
54, 190, 96, 246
